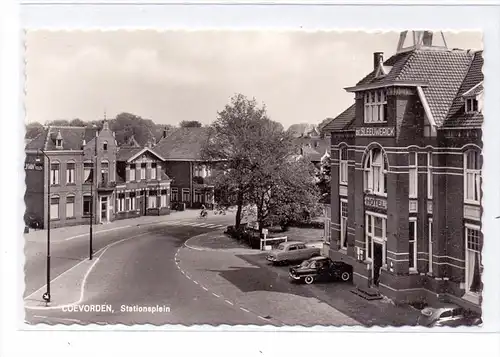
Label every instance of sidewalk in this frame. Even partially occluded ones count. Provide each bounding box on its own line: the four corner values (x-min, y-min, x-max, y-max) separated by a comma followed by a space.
24, 209, 216, 243
182, 230, 420, 326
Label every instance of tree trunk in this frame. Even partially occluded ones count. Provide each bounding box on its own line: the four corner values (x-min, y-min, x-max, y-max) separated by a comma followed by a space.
235, 190, 244, 229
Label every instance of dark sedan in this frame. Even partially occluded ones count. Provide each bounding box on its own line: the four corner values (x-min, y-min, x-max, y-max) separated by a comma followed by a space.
289, 256, 353, 285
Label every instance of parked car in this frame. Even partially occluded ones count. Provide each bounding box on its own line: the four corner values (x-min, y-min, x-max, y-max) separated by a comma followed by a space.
417, 303, 482, 327
289, 256, 353, 284
266, 241, 320, 265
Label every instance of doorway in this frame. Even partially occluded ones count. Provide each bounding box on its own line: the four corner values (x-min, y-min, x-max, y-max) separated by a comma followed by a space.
100, 196, 108, 223
373, 242, 383, 286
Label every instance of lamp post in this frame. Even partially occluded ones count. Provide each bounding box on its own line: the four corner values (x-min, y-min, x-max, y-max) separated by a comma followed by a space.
37, 149, 51, 303
89, 175, 93, 260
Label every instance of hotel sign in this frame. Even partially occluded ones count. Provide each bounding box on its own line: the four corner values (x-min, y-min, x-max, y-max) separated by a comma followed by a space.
356, 127, 395, 137
24, 162, 43, 171
364, 196, 387, 210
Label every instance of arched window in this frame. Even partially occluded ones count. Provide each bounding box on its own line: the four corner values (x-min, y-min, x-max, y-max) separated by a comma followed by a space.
363, 147, 388, 195
339, 146, 348, 185
464, 150, 481, 204
66, 160, 76, 184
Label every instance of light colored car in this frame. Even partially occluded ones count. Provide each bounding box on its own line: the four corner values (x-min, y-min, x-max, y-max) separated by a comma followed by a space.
266, 241, 320, 265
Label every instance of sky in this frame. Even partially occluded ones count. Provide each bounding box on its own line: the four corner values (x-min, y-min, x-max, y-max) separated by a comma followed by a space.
25, 30, 483, 129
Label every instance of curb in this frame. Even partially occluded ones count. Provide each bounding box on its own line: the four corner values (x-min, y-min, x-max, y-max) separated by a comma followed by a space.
183, 232, 262, 254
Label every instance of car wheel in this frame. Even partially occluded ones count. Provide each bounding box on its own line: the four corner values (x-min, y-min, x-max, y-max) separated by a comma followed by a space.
341, 271, 351, 282
304, 276, 314, 285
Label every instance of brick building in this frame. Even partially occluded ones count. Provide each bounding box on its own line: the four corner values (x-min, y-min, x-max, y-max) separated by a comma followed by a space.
154, 127, 215, 209
321, 31, 483, 312
24, 120, 172, 228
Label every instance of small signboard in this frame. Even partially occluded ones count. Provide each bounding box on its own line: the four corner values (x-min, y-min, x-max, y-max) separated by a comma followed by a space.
262, 228, 269, 236
355, 126, 395, 137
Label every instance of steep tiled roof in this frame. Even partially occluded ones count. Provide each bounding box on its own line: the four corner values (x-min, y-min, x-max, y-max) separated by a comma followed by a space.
25, 126, 98, 151
443, 51, 484, 128
354, 49, 474, 126
321, 104, 356, 132
154, 127, 210, 161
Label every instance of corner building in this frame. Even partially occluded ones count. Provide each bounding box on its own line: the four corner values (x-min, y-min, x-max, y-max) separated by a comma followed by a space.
322, 31, 483, 313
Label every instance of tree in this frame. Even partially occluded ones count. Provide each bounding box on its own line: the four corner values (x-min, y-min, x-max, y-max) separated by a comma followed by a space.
69, 118, 86, 127
201, 94, 275, 229
316, 155, 331, 204
179, 120, 202, 128
47, 119, 70, 126
25, 122, 44, 139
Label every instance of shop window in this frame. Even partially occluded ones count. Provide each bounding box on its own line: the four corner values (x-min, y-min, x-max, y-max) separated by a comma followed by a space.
148, 190, 157, 208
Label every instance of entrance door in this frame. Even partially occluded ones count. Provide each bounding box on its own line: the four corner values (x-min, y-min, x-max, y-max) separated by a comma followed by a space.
373, 242, 383, 286
101, 196, 108, 223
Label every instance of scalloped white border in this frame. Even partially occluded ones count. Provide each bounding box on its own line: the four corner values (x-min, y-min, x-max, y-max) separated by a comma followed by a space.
2, 1, 500, 357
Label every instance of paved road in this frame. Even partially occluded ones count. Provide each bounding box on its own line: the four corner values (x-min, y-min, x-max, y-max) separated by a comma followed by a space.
24, 215, 268, 325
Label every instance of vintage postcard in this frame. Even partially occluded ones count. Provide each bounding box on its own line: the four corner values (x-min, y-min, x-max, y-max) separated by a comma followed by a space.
23, 30, 484, 328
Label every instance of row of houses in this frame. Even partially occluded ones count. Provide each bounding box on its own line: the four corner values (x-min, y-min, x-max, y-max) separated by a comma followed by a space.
24, 122, 216, 229
319, 31, 483, 313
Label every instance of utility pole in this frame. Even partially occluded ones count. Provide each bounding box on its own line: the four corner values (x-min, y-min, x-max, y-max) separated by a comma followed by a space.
39, 149, 51, 303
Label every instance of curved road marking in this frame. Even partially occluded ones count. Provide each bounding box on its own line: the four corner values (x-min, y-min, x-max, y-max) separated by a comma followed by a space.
25, 232, 150, 310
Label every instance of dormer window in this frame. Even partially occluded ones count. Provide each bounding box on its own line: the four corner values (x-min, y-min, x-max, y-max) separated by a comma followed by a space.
465, 98, 479, 113
364, 90, 387, 123
56, 139, 63, 148
103, 141, 108, 151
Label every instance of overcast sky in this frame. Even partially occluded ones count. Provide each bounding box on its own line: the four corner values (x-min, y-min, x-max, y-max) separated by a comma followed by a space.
25, 30, 482, 128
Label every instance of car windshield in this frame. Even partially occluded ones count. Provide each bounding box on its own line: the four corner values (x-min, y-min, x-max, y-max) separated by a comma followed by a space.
300, 260, 312, 267
277, 244, 286, 250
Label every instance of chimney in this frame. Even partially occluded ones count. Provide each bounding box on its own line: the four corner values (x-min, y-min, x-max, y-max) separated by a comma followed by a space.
422, 31, 433, 46
163, 126, 168, 138
373, 52, 384, 70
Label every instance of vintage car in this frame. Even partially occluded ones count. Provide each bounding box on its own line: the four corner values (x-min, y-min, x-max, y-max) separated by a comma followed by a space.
288, 256, 353, 284
417, 303, 482, 327
266, 241, 320, 265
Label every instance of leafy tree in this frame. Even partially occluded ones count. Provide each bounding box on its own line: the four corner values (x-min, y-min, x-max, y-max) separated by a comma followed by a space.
179, 120, 202, 128
47, 119, 70, 126
316, 155, 331, 204
25, 122, 44, 139
69, 118, 86, 127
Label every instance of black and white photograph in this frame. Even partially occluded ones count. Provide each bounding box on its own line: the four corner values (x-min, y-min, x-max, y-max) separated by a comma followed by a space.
20, 29, 486, 328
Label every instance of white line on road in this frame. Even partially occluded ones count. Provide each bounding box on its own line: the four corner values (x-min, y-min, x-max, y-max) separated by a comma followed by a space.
193, 281, 199, 285
258, 316, 268, 321
65, 225, 132, 241
202, 286, 208, 291
186, 275, 191, 280
239, 307, 250, 313
224, 300, 234, 306
212, 292, 220, 298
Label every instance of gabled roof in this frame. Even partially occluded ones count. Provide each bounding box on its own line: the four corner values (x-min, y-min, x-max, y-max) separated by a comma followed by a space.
116, 146, 166, 163
443, 51, 484, 128
350, 49, 475, 126
25, 126, 98, 151
320, 104, 356, 133
154, 127, 210, 161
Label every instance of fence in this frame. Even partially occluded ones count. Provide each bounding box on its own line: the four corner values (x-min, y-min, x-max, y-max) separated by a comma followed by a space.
260, 234, 288, 251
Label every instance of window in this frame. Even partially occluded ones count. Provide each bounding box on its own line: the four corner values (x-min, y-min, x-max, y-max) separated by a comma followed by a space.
427, 152, 433, 199
339, 147, 348, 185
194, 165, 201, 177
117, 193, 125, 212
56, 139, 63, 148
205, 192, 213, 204
101, 161, 109, 184
409, 219, 417, 271
83, 195, 92, 216
465, 98, 479, 113
83, 162, 93, 183
160, 189, 167, 207
148, 190, 157, 208
363, 148, 387, 195
140, 163, 146, 180
364, 90, 387, 123
151, 162, 157, 180
171, 188, 178, 202
129, 164, 136, 181
340, 199, 348, 249
103, 141, 108, 151
465, 225, 482, 294
182, 188, 190, 202
66, 162, 75, 184
66, 195, 75, 218
50, 196, 59, 219
194, 189, 202, 203
50, 162, 60, 185
365, 212, 387, 264
464, 150, 481, 204
130, 192, 136, 210
409, 152, 418, 198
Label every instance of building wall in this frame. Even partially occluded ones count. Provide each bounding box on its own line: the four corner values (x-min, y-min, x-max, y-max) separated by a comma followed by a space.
24, 153, 45, 228
328, 88, 483, 311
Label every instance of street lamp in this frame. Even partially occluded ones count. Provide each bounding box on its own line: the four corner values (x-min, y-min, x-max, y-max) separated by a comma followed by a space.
37, 149, 51, 303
